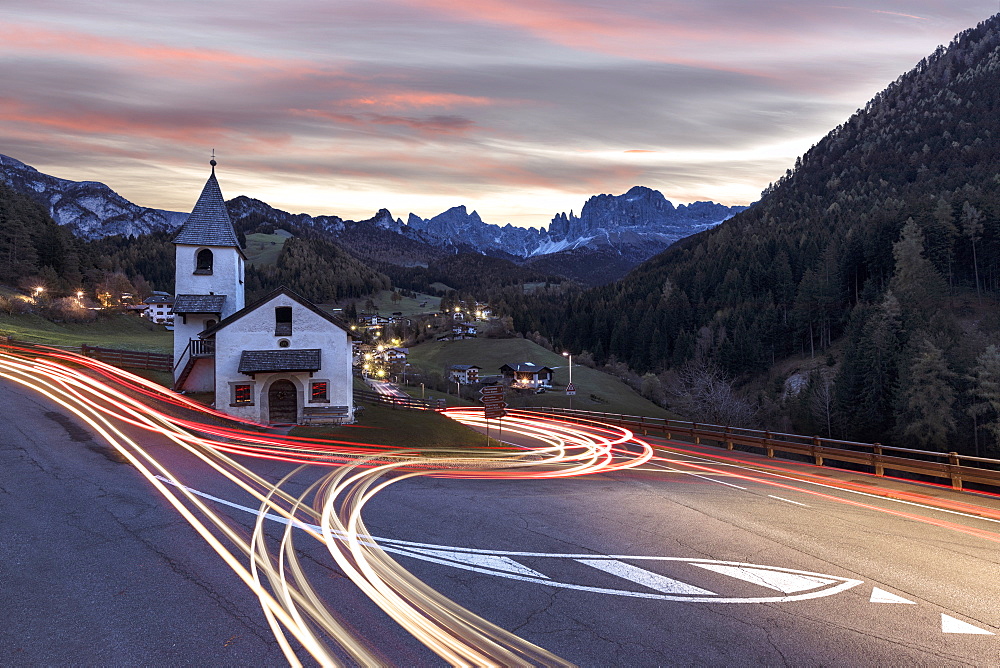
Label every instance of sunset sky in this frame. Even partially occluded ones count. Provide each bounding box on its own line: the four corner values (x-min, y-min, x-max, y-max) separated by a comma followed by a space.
2, 1, 996, 228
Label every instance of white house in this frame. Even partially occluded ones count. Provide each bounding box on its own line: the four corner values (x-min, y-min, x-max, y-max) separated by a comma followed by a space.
141, 293, 174, 324
447, 364, 480, 385
172, 159, 353, 425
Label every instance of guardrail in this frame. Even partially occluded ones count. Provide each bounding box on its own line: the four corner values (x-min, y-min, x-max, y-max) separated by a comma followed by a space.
526, 406, 1000, 494
354, 388, 445, 411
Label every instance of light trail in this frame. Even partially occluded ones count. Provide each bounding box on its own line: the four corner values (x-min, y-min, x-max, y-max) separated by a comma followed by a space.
0, 343, 654, 665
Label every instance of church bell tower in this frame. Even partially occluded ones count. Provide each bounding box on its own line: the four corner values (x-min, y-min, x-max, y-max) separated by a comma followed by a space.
171, 157, 246, 390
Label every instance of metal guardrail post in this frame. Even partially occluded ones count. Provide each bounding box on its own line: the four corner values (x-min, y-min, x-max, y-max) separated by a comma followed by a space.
949, 452, 963, 490
765, 431, 774, 458
873, 444, 884, 477
693, 423, 700, 444
726, 426, 734, 450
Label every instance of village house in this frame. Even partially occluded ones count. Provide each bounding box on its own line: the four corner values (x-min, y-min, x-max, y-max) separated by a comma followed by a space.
499, 363, 553, 389
447, 364, 481, 385
171, 159, 353, 425
140, 292, 174, 325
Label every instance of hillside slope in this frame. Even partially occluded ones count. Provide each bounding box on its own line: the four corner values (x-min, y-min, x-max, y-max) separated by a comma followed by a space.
516, 15, 1000, 451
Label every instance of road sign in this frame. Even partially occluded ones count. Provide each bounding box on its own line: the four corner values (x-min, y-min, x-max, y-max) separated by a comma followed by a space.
484, 407, 506, 419
565, 382, 576, 396
482, 398, 506, 408
480, 386, 505, 396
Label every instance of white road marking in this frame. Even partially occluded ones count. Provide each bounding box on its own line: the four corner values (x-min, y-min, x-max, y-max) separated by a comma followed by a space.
158, 477, 865, 603
576, 559, 716, 596
398, 547, 550, 579
941, 614, 994, 635
768, 495, 810, 507
869, 587, 916, 604
691, 564, 836, 593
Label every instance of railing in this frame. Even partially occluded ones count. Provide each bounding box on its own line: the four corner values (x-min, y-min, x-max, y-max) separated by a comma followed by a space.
80, 344, 173, 372
525, 406, 1000, 494
190, 338, 214, 357
354, 388, 445, 411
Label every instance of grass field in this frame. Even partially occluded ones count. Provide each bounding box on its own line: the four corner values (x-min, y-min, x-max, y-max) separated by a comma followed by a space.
0, 311, 173, 353
244, 231, 292, 266
359, 290, 442, 316
428, 282, 455, 293
405, 337, 672, 417
290, 401, 497, 449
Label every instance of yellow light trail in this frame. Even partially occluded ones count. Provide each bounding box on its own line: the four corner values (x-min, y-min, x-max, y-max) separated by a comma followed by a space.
0, 344, 654, 665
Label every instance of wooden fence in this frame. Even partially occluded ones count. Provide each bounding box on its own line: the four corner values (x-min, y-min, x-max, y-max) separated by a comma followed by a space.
526, 407, 1000, 494
80, 344, 174, 372
354, 388, 445, 411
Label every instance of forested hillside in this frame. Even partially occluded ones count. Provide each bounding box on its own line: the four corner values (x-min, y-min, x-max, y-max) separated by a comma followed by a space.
511, 16, 1000, 453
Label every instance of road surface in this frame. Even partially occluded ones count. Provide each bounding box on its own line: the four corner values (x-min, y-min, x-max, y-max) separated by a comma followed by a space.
0, 348, 996, 665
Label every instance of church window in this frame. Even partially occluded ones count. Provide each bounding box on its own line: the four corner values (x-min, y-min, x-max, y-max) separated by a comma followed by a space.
275, 306, 292, 336
195, 248, 214, 275
231, 382, 254, 406
310, 381, 329, 403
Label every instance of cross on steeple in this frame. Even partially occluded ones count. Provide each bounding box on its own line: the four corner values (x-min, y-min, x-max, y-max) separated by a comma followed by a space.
210, 148, 217, 172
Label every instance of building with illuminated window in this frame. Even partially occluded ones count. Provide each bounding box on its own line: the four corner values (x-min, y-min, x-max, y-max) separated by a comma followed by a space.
171, 159, 353, 425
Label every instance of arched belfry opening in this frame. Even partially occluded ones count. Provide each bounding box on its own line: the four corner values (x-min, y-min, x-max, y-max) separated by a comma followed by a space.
195, 248, 214, 275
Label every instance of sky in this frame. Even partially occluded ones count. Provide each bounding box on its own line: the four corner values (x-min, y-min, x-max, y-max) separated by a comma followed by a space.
1, 2, 997, 229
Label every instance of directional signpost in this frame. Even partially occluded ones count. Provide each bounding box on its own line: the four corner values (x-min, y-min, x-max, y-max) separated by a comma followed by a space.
480, 385, 506, 419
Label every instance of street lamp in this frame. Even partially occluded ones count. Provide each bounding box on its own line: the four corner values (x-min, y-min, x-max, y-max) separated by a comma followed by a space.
34, 286, 43, 298
563, 351, 573, 410
562, 351, 573, 386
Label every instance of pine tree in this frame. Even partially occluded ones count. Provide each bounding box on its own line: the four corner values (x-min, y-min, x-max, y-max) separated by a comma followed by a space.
900, 335, 956, 450
968, 345, 1000, 457
889, 218, 948, 325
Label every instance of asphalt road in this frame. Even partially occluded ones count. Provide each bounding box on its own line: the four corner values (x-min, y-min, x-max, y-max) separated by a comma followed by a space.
1, 377, 997, 665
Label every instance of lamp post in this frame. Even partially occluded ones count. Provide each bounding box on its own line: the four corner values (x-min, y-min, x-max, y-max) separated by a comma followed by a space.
563, 351, 573, 410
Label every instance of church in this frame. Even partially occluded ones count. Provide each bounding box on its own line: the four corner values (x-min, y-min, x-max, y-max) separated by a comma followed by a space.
171, 158, 354, 425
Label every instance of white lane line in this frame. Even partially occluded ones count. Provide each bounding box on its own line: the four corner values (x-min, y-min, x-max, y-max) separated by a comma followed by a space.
870, 587, 915, 604
653, 446, 1000, 525
576, 559, 716, 596
941, 614, 994, 635
691, 564, 835, 593
633, 459, 749, 489
768, 495, 810, 507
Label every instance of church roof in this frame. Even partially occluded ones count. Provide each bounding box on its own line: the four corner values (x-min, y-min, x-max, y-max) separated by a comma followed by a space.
172, 164, 242, 249
238, 349, 322, 374
173, 294, 227, 314
199, 287, 350, 337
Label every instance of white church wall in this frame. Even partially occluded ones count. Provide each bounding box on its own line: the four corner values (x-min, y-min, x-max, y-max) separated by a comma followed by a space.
213, 293, 353, 425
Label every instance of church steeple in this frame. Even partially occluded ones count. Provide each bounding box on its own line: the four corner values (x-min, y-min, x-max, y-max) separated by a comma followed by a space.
172, 158, 242, 250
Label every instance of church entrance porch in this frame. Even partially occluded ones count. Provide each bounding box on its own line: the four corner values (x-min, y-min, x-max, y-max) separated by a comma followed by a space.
268, 379, 298, 424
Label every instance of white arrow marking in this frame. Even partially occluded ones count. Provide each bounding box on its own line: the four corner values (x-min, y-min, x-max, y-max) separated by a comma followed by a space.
941, 614, 994, 635
869, 587, 915, 604
691, 564, 836, 593
397, 547, 549, 579
577, 559, 717, 596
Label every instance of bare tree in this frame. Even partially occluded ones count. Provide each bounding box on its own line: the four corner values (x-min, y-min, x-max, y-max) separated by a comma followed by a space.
808, 370, 835, 438
665, 360, 758, 427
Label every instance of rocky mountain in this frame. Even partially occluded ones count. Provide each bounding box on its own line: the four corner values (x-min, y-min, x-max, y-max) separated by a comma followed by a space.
0, 153, 743, 284
404, 190, 745, 262
0, 154, 186, 239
